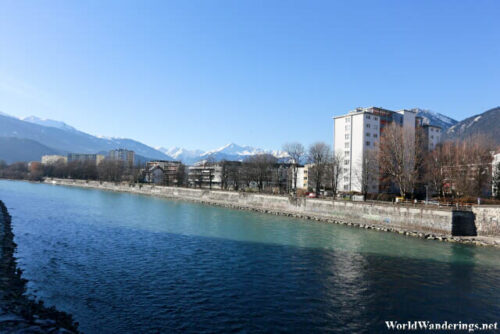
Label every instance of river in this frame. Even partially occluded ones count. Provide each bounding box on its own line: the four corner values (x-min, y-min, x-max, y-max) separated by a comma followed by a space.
1, 180, 499, 333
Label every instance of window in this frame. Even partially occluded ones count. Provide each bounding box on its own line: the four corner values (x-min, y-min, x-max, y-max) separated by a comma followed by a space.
345, 125, 350, 131
366, 124, 371, 128
344, 150, 349, 156
346, 118, 351, 123
366, 115, 371, 119
374, 125, 378, 130
373, 134, 378, 138
374, 117, 378, 120
345, 142, 349, 148
345, 134, 350, 140
344, 185, 349, 190
344, 168, 348, 173
344, 176, 349, 181
344, 160, 350, 165
366, 132, 371, 137
366, 141, 370, 146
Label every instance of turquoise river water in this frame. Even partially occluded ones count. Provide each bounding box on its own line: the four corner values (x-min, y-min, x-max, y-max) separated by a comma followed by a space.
0, 180, 499, 333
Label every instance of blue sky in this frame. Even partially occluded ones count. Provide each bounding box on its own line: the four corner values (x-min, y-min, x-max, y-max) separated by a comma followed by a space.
0, 0, 499, 151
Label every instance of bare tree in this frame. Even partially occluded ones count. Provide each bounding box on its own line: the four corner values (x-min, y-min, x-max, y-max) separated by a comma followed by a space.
445, 135, 493, 197
353, 149, 378, 199
423, 144, 446, 197
205, 156, 217, 190
176, 163, 187, 187
243, 154, 277, 192
98, 160, 125, 182
220, 160, 230, 190
325, 152, 342, 199
282, 142, 305, 193
308, 142, 331, 196
226, 162, 242, 190
379, 123, 424, 197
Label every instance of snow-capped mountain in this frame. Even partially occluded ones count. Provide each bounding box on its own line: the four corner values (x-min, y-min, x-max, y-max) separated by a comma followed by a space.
156, 147, 205, 164
412, 108, 458, 130
0, 112, 172, 162
21, 116, 78, 132
159, 143, 288, 164
200, 143, 288, 162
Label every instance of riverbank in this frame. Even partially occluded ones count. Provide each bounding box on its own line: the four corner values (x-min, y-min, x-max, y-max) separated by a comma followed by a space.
44, 178, 500, 248
0, 200, 79, 333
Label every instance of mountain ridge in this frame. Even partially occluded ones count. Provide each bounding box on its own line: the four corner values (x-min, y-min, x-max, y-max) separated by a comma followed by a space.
412, 108, 458, 129
1, 107, 496, 165
0, 112, 172, 162
445, 106, 500, 144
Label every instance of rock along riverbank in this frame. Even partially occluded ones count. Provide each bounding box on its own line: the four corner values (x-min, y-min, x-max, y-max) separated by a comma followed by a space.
44, 178, 500, 248
0, 200, 79, 333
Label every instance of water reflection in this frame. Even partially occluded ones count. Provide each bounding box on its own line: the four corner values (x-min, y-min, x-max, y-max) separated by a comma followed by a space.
0, 180, 499, 333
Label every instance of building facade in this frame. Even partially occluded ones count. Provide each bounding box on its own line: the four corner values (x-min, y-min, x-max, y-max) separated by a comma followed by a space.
415, 117, 443, 151
188, 162, 223, 189
144, 160, 183, 185
67, 153, 105, 165
295, 164, 311, 190
109, 149, 135, 167
333, 107, 422, 194
41, 155, 67, 165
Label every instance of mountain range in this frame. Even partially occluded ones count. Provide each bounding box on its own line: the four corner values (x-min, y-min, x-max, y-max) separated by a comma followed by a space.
0, 107, 498, 164
444, 106, 500, 145
0, 113, 172, 163
157, 144, 288, 165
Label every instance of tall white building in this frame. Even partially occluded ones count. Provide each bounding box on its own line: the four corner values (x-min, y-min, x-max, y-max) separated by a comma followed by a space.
109, 149, 135, 167
333, 107, 418, 194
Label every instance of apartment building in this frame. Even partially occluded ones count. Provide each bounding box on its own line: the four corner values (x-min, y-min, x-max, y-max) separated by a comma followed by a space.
67, 153, 105, 165
333, 107, 418, 194
295, 164, 311, 190
109, 149, 135, 167
415, 117, 443, 151
144, 160, 183, 185
41, 155, 67, 165
188, 162, 223, 189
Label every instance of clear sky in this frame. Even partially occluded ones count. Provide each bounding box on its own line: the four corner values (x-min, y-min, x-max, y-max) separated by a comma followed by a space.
0, 0, 499, 151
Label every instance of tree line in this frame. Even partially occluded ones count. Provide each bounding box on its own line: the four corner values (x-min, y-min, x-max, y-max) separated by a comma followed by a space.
1, 127, 499, 201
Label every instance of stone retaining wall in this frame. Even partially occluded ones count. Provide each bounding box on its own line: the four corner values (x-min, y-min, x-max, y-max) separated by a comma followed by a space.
45, 178, 477, 237
472, 206, 500, 237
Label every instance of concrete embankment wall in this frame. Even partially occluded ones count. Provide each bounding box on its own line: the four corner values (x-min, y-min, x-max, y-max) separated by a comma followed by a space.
44, 178, 483, 238
472, 206, 500, 237
0, 200, 79, 333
